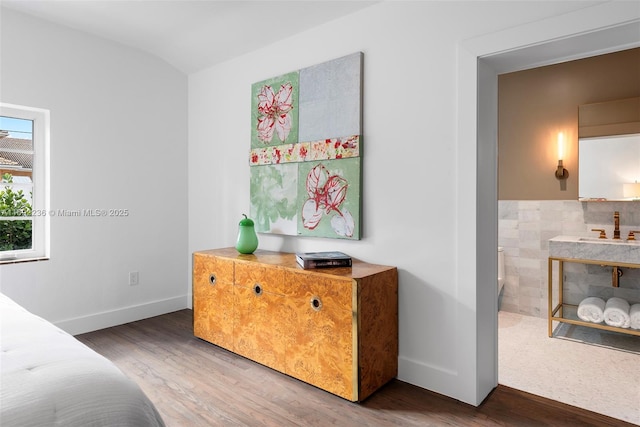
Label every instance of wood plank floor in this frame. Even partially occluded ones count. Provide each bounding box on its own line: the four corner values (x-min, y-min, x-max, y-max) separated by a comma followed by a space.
76, 310, 633, 426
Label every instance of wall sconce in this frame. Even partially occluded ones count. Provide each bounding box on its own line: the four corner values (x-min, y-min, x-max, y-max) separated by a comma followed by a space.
555, 132, 569, 180
623, 181, 640, 200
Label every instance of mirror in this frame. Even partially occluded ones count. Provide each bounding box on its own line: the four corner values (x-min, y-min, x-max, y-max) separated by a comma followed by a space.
578, 133, 640, 201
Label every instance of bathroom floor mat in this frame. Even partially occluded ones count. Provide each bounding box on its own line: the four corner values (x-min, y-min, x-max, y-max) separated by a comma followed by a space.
553, 322, 640, 354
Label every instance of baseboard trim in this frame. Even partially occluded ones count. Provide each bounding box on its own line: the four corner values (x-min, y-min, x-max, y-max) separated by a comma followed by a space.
56, 295, 189, 336
398, 355, 462, 404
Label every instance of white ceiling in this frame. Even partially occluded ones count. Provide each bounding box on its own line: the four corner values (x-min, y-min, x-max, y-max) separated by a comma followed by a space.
1, 0, 378, 74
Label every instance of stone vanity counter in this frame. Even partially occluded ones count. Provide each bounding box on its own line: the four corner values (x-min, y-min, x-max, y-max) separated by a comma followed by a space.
549, 235, 640, 265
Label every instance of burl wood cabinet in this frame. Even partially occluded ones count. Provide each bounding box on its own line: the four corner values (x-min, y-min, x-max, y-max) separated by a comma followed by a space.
193, 247, 398, 402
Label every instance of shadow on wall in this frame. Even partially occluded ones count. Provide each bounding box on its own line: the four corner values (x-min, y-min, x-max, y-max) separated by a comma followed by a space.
398, 269, 451, 367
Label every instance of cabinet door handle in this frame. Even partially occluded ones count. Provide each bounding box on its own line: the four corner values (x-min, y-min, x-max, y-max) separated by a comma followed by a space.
209, 274, 216, 285
310, 296, 322, 311
253, 283, 263, 296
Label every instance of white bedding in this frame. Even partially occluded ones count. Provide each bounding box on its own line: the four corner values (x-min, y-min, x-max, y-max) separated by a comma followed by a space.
0, 293, 165, 426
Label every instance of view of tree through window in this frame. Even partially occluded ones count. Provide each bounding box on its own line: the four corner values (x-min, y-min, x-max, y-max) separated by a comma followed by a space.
0, 116, 34, 251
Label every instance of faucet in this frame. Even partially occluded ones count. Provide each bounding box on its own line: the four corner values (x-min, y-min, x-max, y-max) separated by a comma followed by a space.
613, 211, 620, 240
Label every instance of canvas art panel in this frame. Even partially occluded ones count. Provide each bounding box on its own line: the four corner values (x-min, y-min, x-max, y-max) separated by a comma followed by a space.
250, 163, 298, 235
297, 158, 361, 239
251, 71, 299, 148
299, 52, 362, 142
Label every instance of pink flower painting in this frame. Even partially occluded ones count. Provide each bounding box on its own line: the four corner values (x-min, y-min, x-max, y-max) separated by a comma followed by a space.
256, 83, 294, 143
301, 164, 355, 237
249, 56, 362, 240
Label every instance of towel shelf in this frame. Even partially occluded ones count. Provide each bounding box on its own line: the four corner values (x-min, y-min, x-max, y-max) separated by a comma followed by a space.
548, 256, 640, 338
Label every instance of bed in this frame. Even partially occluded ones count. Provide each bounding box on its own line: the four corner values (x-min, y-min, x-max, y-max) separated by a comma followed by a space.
0, 292, 165, 426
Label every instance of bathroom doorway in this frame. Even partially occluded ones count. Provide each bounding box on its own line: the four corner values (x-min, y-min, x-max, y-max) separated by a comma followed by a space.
476, 15, 640, 424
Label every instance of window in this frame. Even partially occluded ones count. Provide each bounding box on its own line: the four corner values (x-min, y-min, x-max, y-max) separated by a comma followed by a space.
0, 103, 50, 263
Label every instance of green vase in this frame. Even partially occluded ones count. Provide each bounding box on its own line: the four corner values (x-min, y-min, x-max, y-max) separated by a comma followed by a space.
236, 214, 258, 254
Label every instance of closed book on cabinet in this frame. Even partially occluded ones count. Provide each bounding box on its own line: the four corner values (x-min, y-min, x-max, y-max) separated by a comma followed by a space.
295, 251, 352, 269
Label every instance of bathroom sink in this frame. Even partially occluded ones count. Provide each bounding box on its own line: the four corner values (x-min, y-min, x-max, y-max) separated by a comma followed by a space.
549, 235, 640, 264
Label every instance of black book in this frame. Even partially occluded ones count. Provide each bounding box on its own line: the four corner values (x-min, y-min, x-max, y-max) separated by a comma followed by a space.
295, 251, 352, 269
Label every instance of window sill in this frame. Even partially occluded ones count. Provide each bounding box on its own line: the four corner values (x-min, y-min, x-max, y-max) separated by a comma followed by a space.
0, 256, 49, 265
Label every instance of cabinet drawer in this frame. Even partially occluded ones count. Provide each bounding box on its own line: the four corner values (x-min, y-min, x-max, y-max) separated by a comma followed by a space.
193, 254, 234, 350
283, 271, 355, 400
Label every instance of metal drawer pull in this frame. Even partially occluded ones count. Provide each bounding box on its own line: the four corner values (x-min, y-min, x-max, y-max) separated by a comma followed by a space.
209, 274, 216, 285
310, 296, 322, 311
253, 283, 263, 296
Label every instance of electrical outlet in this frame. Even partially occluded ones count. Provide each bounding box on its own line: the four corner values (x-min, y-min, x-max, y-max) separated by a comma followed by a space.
129, 271, 139, 286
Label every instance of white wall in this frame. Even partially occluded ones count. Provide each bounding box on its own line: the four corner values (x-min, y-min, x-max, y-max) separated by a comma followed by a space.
188, 1, 624, 405
0, 8, 189, 334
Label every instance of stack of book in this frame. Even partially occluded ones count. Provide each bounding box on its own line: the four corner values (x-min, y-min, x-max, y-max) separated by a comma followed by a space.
295, 251, 352, 269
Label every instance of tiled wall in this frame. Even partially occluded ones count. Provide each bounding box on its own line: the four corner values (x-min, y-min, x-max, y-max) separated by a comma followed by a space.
498, 201, 640, 318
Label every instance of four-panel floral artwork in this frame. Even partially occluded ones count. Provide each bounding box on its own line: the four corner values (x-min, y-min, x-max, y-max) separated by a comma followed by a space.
249, 52, 362, 239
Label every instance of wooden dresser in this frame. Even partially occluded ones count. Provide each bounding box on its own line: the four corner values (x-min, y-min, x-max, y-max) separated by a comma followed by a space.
193, 247, 398, 402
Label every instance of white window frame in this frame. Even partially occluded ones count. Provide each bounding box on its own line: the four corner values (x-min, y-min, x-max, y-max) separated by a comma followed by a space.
0, 103, 50, 263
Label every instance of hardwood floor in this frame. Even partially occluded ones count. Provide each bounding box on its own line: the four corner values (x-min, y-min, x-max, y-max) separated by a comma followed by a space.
76, 310, 633, 426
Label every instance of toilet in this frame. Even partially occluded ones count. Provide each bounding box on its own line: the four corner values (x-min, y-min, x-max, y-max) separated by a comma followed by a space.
498, 247, 505, 297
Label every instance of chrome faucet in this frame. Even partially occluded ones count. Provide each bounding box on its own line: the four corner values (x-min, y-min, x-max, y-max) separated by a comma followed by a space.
613, 211, 620, 240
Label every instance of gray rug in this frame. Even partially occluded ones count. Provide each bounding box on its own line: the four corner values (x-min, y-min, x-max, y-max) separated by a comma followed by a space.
553, 322, 640, 354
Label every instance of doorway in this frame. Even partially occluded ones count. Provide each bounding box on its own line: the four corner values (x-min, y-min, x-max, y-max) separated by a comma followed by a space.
468, 6, 640, 421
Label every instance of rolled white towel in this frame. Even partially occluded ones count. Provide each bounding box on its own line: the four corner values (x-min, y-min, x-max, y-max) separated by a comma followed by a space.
630, 304, 640, 330
604, 297, 631, 328
577, 297, 605, 323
